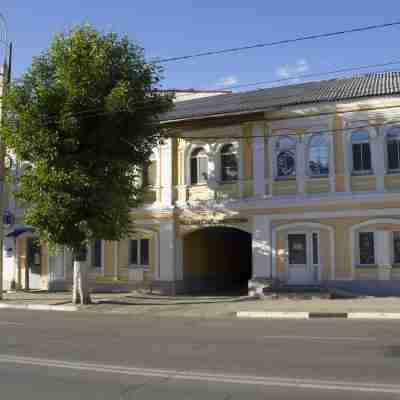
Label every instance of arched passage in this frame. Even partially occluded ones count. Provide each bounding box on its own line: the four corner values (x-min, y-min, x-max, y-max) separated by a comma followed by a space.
183, 226, 252, 294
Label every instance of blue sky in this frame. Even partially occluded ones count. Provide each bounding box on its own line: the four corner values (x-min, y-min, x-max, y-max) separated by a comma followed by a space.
2, 1, 400, 92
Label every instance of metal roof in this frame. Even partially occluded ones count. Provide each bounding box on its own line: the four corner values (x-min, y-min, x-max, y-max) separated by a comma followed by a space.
162, 71, 400, 122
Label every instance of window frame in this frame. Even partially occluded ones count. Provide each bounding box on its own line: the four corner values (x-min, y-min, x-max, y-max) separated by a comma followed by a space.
129, 238, 150, 269
350, 131, 372, 175
220, 143, 239, 183
357, 231, 376, 266
274, 135, 297, 180
392, 231, 400, 265
190, 147, 208, 185
386, 127, 400, 173
307, 134, 330, 177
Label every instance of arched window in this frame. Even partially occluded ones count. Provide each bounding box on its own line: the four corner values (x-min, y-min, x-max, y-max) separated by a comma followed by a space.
308, 134, 329, 176
387, 127, 400, 172
190, 147, 208, 184
220, 144, 238, 182
351, 131, 371, 173
275, 136, 296, 177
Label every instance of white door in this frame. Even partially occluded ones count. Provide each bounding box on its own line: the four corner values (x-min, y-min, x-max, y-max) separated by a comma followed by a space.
287, 232, 321, 284
49, 248, 65, 281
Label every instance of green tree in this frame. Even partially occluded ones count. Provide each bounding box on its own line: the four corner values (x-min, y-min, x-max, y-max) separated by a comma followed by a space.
1, 25, 173, 304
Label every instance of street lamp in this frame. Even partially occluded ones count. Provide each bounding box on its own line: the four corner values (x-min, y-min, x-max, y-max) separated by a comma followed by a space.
0, 12, 11, 299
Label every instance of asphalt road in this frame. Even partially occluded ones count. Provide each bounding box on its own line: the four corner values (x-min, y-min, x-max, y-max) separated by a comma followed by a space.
0, 310, 400, 399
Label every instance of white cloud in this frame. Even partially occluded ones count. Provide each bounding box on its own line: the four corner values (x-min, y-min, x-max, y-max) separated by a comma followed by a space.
215, 75, 239, 87
276, 59, 310, 81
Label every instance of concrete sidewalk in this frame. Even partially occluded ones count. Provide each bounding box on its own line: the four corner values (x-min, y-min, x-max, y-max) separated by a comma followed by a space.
1, 290, 400, 318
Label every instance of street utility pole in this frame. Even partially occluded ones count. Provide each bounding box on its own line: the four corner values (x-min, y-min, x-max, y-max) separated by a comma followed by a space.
0, 13, 11, 299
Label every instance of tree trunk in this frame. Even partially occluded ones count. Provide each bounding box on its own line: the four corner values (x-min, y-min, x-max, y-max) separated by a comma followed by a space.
72, 246, 91, 305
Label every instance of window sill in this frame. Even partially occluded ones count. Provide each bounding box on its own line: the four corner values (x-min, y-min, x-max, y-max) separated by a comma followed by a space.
355, 264, 377, 269
386, 170, 400, 175
189, 183, 208, 187
128, 265, 149, 270
308, 174, 329, 179
219, 180, 238, 185
351, 171, 373, 176
274, 176, 296, 181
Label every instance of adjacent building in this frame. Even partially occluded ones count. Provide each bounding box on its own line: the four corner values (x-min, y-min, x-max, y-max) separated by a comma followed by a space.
5, 72, 400, 295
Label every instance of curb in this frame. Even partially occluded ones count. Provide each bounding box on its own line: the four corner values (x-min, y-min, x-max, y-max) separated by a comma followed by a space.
236, 311, 400, 320
0, 303, 78, 312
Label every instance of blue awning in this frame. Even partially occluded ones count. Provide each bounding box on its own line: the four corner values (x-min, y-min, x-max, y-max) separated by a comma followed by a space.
5, 227, 35, 238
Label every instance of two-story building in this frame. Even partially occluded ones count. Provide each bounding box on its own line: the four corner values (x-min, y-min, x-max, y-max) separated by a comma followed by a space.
6, 71, 400, 295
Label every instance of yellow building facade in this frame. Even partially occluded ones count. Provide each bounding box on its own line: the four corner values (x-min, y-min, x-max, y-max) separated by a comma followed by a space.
6, 72, 400, 295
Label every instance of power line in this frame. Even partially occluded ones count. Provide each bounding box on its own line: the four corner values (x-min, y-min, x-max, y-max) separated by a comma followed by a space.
153, 21, 400, 64
170, 60, 400, 101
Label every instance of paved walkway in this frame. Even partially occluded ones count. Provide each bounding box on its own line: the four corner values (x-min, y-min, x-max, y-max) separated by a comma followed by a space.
1, 290, 400, 317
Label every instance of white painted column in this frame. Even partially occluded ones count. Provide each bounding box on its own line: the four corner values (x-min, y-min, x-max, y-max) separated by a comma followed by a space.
238, 141, 244, 198
160, 140, 173, 206
328, 134, 336, 192
158, 221, 176, 282
252, 216, 272, 278
252, 123, 266, 197
376, 230, 392, 280
374, 127, 385, 193
343, 129, 352, 192
297, 136, 305, 195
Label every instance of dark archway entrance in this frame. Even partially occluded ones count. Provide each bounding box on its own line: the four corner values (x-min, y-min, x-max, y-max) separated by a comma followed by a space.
183, 227, 252, 294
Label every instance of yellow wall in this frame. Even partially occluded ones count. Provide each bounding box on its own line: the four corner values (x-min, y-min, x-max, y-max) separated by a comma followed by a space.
305, 178, 330, 194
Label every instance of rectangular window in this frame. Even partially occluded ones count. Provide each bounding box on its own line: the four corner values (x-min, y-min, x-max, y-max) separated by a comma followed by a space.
91, 240, 102, 269
312, 233, 319, 265
359, 232, 375, 265
288, 234, 307, 265
140, 239, 149, 266
129, 239, 150, 267
393, 232, 400, 264
388, 141, 400, 171
190, 157, 198, 184
352, 143, 371, 172
129, 240, 138, 265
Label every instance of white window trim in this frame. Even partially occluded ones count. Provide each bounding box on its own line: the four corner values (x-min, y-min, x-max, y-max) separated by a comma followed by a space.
392, 231, 400, 265
48, 246, 66, 281
129, 238, 150, 270
356, 230, 377, 266
219, 142, 239, 183
272, 135, 298, 180
305, 133, 330, 178
185, 144, 211, 186
349, 129, 374, 175
384, 126, 400, 174
272, 222, 335, 281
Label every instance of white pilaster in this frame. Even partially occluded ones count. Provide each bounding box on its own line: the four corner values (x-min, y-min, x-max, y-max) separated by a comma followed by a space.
376, 230, 392, 280
238, 141, 244, 198
252, 123, 265, 197
328, 133, 336, 192
252, 216, 272, 278
343, 129, 352, 192
376, 230, 392, 266
160, 140, 173, 206
297, 136, 305, 194
374, 127, 385, 192
158, 221, 176, 282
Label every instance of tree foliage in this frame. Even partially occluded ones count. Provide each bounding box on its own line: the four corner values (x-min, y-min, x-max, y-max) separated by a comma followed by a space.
1, 24, 173, 251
